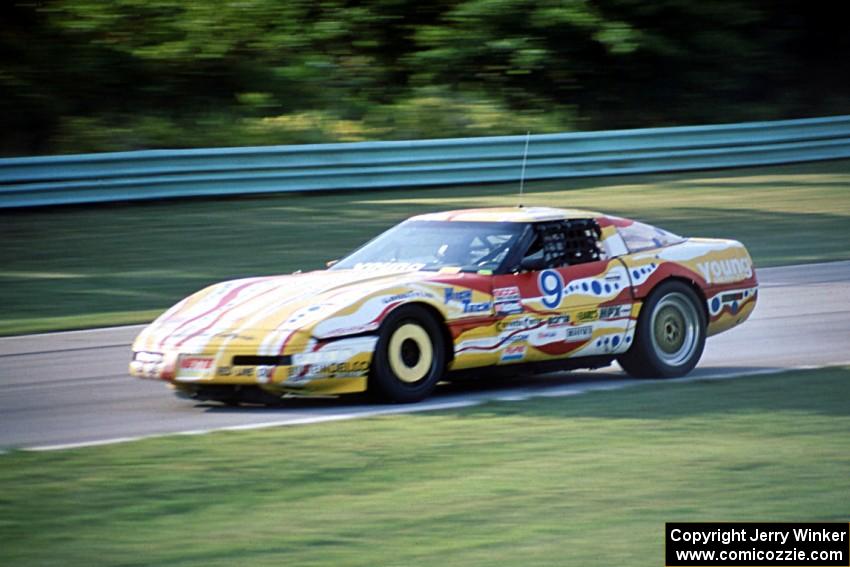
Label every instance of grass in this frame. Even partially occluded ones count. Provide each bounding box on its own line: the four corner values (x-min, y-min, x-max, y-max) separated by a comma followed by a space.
1, 160, 850, 335
0, 367, 848, 566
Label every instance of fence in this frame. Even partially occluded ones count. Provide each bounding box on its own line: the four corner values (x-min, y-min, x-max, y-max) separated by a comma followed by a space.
2, 115, 849, 208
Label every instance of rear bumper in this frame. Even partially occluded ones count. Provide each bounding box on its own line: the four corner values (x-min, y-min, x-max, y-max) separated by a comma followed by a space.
705, 284, 758, 336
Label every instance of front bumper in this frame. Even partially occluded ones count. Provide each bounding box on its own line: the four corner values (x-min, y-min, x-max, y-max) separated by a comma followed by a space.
129, 335, 378, 397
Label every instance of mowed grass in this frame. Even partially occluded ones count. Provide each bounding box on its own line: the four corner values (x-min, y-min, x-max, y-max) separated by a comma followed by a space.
1, 367, 848, 567
1, 160, 850, 334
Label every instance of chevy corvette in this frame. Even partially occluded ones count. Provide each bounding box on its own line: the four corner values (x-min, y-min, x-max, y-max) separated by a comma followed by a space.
130, 207, 758, 404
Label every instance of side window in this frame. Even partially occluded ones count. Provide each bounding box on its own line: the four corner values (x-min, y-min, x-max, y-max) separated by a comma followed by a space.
561, 219, 603, 264
617, 221, 684, 253
521, 220, 602, 268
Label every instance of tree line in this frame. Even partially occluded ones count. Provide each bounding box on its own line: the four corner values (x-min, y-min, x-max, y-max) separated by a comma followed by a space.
1, 0, 848, 156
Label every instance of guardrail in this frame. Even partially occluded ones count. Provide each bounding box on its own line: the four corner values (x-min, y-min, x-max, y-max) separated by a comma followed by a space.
2, 115, 850, 208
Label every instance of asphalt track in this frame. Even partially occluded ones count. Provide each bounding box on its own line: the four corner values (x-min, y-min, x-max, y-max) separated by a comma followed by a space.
1, 261, 848, 451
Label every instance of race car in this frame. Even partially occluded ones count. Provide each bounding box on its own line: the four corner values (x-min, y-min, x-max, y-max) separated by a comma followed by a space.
130, 207, 758, 404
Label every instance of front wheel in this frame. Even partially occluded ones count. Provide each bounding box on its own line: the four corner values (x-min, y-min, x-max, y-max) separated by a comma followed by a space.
370, 305, 446, 403
618, 281, 706, 379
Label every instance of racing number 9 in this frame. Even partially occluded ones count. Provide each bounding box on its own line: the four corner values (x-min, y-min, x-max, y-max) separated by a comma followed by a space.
539, 269, 564, 309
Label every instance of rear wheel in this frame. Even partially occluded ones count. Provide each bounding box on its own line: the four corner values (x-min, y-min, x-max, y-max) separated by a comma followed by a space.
618, 281, 706, 378
370, 305, 446, 403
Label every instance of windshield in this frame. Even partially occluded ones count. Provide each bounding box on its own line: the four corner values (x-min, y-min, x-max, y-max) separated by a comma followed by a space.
332, 220, 527, 273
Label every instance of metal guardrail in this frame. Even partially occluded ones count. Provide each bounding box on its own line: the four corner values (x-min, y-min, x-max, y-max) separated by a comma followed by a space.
2, 115, 850, 208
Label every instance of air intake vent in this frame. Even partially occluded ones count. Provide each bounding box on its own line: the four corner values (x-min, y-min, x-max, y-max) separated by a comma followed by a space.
231, 355, 292, 366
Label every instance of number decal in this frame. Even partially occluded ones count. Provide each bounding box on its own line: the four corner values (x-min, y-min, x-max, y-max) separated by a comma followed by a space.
538, 269, 564, 309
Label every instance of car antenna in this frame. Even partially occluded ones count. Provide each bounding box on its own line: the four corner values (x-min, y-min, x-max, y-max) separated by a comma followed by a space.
518, 131, 530, 208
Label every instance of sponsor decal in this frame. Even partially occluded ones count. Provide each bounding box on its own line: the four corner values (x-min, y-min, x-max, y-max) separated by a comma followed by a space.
535, 329, 561, 342
383, 290, 434, 304
465, 302, 492, 314
506, 333, 529, 343
493, 286, 521, 302
289, 360, 370, 380
495, 301, 523, 315
444, 288, 491, 314
285, 368, 311, 385
180, 356, 213, 371
445, 288, 472, 303
496, 316, 541, 332
493, 286, 523, 314
216, 366, 255, 377
599, 305, 631, 320
177, 355, 215, 379
321, 323, 379, 338
575, 309, 599, 323
565, 325, 593, 341
546, 314, 571, 327
500, 344, 526, 362
696, 257, 752, 284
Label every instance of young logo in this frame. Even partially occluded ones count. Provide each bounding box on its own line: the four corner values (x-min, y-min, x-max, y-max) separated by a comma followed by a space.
696, 257, 752, 284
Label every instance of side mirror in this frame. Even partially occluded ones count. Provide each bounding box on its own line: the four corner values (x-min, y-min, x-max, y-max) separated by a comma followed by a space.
519, 256, 547, 272
326, 259, 339, 268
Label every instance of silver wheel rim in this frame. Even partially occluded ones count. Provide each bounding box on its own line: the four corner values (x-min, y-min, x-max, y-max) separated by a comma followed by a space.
650, 292, 700, 366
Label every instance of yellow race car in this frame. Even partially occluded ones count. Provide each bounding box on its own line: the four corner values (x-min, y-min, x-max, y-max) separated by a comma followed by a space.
130, 207, 758, 404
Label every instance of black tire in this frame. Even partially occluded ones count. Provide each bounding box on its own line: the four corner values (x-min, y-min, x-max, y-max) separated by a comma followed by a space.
370, 305, 447, 403
618, 280, 706, 379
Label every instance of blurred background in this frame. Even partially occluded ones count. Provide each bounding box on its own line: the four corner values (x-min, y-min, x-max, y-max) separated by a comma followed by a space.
2, 0, 849, 157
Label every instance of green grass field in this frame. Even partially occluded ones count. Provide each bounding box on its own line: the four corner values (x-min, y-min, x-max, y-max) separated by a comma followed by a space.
2, 160, 850, 335
1, 367, 847, 566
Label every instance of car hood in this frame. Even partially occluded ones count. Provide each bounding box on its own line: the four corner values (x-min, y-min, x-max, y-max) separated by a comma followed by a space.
133, 268, 445, 354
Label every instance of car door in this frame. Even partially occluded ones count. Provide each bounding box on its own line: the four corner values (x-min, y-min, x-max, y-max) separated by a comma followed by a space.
490, 219, 634, 365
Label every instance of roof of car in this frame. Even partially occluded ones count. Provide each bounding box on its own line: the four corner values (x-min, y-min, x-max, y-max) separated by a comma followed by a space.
409, 206, 599, 223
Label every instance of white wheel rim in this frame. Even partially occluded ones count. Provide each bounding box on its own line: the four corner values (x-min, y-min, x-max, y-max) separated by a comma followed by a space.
388, 323, 434, 383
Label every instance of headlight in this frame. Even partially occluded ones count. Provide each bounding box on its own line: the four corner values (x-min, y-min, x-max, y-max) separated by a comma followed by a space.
134, 351, 164, 363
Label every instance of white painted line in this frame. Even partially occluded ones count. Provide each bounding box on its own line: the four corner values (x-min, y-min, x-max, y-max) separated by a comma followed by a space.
26, 436, 150, 452
17, 362, 849, 453
0, 377, 129, 393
